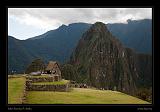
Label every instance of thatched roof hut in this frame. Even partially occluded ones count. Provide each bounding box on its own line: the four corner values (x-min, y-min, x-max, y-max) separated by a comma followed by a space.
45, 61, 61, 81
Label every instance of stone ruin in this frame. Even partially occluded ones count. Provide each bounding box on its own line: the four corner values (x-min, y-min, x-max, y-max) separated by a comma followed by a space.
25, 76, 70, 92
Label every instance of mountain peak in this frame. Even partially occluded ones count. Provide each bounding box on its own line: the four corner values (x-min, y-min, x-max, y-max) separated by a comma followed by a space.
59, 24, 67, 29
93, 21, 106, 28
94, 21, 106, 25
89, 22, 110, 33
81, 22, 111, 41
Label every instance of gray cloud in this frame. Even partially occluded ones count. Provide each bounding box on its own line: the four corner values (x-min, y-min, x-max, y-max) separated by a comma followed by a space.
8, 8, 152, 30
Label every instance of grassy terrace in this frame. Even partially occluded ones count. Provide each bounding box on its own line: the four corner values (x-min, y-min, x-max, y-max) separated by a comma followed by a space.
32, 80, 69, 85
8, 77, 26, 104
26, 75, 50, 78
8, 75, 150, 104
8, 74, 26, 78
26, 88, 150, 104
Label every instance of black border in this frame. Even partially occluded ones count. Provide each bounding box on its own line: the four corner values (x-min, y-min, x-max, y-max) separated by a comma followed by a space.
0, 1, 158, 111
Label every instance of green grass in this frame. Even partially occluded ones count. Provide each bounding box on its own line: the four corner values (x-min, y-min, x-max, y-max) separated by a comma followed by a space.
8, 77, 26, 104
32, 80, 69, 85
26, 88, 150, 104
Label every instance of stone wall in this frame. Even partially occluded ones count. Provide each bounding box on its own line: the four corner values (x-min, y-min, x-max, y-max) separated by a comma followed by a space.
26, 80, 70, 92
26, 76, 54, 83
25, 76, 70, 92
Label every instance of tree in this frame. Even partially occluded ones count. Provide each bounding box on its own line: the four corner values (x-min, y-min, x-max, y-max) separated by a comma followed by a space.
61, 64, 78, 81
25, 58, 45, 74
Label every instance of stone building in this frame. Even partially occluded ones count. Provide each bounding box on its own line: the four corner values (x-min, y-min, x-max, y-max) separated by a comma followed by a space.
45, 61, 62, 81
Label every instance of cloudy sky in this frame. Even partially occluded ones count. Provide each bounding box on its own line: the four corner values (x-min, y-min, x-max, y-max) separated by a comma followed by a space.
8, 8, 152, 40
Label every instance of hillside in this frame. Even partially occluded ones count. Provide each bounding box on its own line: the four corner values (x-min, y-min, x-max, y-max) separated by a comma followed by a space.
8, 36, 35, 73
8, 23, 91, 73
8, 19, 152, 73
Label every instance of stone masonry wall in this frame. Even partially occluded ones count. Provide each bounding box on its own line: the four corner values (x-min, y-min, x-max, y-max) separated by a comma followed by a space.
26, 76, 54, 83
22, 79, 27, 104
26, 80, 70, 92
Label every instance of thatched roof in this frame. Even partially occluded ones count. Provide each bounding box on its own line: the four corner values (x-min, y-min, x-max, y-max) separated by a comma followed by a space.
45, 61, 59, 71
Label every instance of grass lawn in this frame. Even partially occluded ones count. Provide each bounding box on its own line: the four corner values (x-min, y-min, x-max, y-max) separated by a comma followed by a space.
32, 80, 69, 85
26, 88, 150, 104
8, 77, 26, 104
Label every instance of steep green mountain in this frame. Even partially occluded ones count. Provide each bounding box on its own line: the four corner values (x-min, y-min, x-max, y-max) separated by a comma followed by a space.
8, 19, 152, 73
70, 22, 152, 95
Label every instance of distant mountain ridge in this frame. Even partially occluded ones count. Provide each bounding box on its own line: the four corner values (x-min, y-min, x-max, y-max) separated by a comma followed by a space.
27, 19, 152, 55
27, 23, 91, 40
107, 19, 152, 54
8, 23, 91, 73
8, 19, 152, 73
